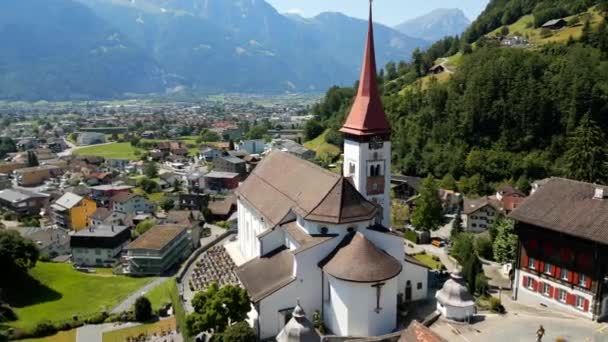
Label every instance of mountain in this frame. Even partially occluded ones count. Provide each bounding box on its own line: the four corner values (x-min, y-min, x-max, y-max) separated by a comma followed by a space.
77, 0, 428, 94
0, 0, 428, 100
395, 8, 470, 42
0, 0, 166, 101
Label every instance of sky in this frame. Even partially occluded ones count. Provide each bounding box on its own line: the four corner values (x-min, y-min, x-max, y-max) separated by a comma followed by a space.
265, 0, 491, 27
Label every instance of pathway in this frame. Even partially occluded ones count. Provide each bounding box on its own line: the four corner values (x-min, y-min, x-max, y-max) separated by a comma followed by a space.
110, 277, 168, 314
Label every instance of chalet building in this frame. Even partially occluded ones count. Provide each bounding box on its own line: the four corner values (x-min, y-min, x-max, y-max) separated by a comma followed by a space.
541, 18, 567, 30
510, 178, 608, 320
462, 196, 501, 233
496, 185, 526, 213
51, 192, 97, 231
0, 188, 49, 217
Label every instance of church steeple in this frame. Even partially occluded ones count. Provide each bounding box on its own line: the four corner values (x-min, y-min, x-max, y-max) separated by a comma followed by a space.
340, 1, 391, 137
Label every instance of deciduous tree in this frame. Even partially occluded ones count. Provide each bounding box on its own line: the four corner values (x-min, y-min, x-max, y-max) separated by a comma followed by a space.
411, 176, 443, 231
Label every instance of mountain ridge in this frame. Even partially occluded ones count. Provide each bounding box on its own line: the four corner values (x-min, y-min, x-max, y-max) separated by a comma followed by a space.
395, 8, 471, 41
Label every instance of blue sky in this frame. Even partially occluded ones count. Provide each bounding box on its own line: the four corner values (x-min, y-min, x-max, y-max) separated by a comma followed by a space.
265, 0, 491, 26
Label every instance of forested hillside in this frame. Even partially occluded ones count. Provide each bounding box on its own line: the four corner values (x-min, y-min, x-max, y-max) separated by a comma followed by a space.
307, 0, 608, 195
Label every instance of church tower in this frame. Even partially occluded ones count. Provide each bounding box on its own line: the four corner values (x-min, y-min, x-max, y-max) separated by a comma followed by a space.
341, 1, 391, 227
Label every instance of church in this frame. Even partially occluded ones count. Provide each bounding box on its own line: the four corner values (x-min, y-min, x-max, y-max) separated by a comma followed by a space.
229, 3, 429, 340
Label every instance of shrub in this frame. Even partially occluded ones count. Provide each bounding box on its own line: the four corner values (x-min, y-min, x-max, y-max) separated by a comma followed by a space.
404, 230, 418, 244
475, 236, 493, 260
0, 303, 17, 322
475, 273, 489, 296
489, 297, 505, 314
221, 321, 256, 342
33, 321, 56, 337
134, 297, 153, 322
84, 311, 108, 324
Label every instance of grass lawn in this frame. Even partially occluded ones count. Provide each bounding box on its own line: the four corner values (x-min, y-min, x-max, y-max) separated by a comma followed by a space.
9, 263, 152, 330
102, 317, 176, 342
304, 129, 341, 161
74, 142, 142, 160
20, 329, 76, 342
413, 253, 443, 270
144, 278, 176, 310
400, 72, 452, 94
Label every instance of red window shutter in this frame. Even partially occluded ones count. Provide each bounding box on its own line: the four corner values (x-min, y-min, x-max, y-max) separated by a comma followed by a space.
551, 265, 556, 277
533, 280, 538, 292
567, 293, 575, 305
539, 261, 545, 272
554, 287, 560, 300
548, 285, 553, 298
568, 271, 574, 283
573, 272, 579, 285
584, 299, 590, 312
535, 259, 540, 271
522, 255, 529, 269
555, 266, 561, 278
586, 276, 592, 289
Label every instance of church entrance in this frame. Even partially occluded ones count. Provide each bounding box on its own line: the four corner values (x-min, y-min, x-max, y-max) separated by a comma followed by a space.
405, 281, 412, 302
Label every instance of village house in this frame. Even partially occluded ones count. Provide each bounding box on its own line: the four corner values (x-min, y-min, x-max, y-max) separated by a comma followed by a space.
70, 224, 131, 267
186, 171, 206, 193
268, 139, 315, 160
462, 196, 501, 232
510, 178, 607, 320
214, 155, 247, 178
0, 188, 50, 217
542, 18, 567, 30
178, 193, 209, 212
204, 171, 240, 191
51, 192, 97, 231
236, 139, 266, 155
124, 224, 193, 276
89, 184, 134, 207
14, 165, 62, 186
111, 192, 154, 215
496, 184, 526, 213
199, 146, 222, 161
13, 227, 70, 258
90, 207, 134, 228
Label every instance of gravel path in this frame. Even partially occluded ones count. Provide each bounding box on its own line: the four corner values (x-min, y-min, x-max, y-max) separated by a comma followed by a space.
110, 277, 168, 314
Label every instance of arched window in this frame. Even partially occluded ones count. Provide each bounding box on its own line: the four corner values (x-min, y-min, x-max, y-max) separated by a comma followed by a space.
375, 165, 381, 176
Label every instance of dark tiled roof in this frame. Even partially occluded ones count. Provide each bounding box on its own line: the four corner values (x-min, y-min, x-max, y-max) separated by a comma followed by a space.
236, 247, 295, 302
127, 224, 187, 250
91, 208, 112, 221
237, 151, 377, 227
463, 196, 501, 215
305, 177, 378, 224
510, 177, 608, 245
111, 192, 139, 203
320, 232, 402, 283
281, 221, 336, 254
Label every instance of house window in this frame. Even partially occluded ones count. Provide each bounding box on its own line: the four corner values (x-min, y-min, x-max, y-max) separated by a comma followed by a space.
579, 274, 587, 287
524, 277, 534, 290
542, 283, 550, 296
417, 282, 422, 290
543, 263, 551, 275
349, 163, 355, 175
576, 296, 585, 310
528, 257, 536, 270
560, 268, 568, 281
558, 289, 567, 303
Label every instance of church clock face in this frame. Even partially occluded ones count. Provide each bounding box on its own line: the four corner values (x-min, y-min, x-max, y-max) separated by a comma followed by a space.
369, 136, 384, 150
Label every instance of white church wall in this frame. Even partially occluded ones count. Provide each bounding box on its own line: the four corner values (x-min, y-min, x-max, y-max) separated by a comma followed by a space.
258, 281, 298, 340
237, 199, 268, 261
327, 274, 398, 337
297, 215, 375, 238
259, 227, 283, 255
401, 261, 429, 302
362, 229, 404, 264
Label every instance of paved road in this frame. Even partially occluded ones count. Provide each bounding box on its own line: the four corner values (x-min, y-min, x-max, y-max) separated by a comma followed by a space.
110, 277, 168, 314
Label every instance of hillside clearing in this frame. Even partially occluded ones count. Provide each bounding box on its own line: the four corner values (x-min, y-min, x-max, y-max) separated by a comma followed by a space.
304, 129, 341, 161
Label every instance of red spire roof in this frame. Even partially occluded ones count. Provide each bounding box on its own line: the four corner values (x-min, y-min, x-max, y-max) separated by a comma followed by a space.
340, 1, 391, 137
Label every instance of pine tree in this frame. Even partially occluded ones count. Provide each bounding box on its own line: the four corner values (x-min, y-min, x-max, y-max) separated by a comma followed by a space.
450, 209, 463, 240
27, 151, 38, 167
564, 114, 608, 183
411, 176, 443, 231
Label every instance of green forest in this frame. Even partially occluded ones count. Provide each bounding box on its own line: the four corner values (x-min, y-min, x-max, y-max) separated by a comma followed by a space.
306, 0, 608, 195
